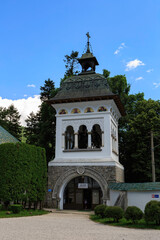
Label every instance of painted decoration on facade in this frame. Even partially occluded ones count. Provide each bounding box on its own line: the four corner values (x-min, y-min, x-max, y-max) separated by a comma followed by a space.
98, 106, 107, 112
59, 109, 68, 115
84, 107, 94, 113
71, 108, 81, 114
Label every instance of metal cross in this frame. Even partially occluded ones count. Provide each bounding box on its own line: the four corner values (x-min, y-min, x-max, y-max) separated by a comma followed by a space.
86, 32, 91, 52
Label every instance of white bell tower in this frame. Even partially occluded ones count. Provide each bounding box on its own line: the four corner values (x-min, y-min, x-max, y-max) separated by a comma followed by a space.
47, 33, 125, 209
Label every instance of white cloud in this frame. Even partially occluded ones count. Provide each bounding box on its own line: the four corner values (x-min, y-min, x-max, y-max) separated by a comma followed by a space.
125, 59, 145, 71
114, 42, 126, 55
27, 84, 36, 88
153, 82, 160, 88
24, 94, 27, 97
135, 77, 143, 81
146, 69, 153, 73
0, 95, 41, 126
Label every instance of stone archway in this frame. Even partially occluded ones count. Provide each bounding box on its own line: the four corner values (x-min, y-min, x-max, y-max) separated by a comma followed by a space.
52, 166, 109, 209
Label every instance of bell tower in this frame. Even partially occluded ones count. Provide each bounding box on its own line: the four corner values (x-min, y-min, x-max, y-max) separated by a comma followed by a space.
46, 34, 125, 210
78, 32, 99, 73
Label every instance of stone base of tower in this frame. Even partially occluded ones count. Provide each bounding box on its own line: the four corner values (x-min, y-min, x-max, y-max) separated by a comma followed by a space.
45, 164, 124, 209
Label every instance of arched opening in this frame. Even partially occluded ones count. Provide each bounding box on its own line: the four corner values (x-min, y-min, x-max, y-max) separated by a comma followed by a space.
63, 176, 102, 210
78, 125, 88, 149
91, 124, 102, 148
65, 126, 74, 149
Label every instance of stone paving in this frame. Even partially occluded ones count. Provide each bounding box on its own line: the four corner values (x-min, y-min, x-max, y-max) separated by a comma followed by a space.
0, 210, 159, 240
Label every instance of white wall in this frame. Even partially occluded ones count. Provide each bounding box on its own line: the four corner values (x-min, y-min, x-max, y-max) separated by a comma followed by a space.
127, 191, 160, 212
107, 190, 120, 206
109, 190, 160, 212
51, 99, 121, 164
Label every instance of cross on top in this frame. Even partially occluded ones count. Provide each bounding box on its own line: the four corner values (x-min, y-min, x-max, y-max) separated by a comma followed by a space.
86, 32, 91, 41
86, 32, 91, 53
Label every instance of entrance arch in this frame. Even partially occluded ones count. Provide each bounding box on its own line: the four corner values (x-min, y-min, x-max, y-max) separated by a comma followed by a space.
52, 167, 109, 209
63, 176, 102, 210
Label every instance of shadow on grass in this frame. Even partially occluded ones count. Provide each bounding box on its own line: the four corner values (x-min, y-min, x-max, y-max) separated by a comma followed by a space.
90, 214, 160, 230
0, 209, 49, 218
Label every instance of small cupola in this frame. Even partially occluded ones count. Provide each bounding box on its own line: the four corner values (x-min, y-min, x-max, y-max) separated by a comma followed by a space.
78, 32, 99, 74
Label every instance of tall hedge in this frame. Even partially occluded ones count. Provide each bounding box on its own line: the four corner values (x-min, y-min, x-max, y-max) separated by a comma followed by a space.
0, 143, 47, 207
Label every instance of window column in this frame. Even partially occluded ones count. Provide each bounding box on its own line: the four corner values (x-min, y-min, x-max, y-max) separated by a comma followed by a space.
62, 133, 65, 149
74, 132, 78, 149
102, 131, 104, 147
88, 132, 92, 148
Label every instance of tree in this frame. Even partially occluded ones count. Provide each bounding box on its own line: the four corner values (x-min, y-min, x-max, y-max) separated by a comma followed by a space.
124, 99, 160, 182
103, 70, 130, 106
64, 50, 79, 77
25, 111, 40, 145
0, 105, 21, 139
25, 79, 57, 163
61, 51, 79, 84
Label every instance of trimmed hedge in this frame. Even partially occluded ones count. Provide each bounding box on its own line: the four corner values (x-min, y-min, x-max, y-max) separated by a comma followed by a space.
104, 206, 124, 222
0, 143, 47, 208
144, 200, 160, 225
10, 204, 23, 214
125, 206, 143, 223
94, 204, 107, 218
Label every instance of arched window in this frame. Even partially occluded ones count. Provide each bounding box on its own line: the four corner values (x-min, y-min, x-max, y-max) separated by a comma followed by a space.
65, 126, 74, 149
84, 107, 94, 113
98, 106, 107, 112
59, 109, 68, 114
91, 124, 102, 148
78, 125, 88, 149
71, 108, 81, 114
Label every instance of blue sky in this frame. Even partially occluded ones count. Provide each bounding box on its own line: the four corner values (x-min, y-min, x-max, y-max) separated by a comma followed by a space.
0, 0, 160, 124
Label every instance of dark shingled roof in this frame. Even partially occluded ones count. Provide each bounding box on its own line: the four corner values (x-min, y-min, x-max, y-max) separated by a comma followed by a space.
109, 182, 160, 191
48, 73, 125, 116
0, 126, 19, 144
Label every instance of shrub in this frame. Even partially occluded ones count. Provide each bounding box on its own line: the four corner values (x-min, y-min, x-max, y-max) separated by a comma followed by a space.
0, 204, 2, 210
144, 200, 160, 225
0, 143, 47, 208
125, 206, 143, 223
104, 206, 124, 222
94, 204, 107, 218
10, 204, 23, 214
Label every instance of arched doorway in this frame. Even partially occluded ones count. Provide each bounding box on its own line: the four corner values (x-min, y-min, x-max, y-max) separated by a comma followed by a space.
63, 176, 102, 210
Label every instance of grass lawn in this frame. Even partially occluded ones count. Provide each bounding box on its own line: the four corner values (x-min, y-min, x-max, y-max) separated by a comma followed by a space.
90, 214, 160, 230
0, 209, 49, 218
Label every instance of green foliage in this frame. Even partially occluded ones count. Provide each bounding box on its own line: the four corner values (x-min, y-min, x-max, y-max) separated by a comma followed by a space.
125, 206, 143, 223
25, 79, 57, 163
63, 51, 79, 77
103, 69, 160, 182
0, 105, 21, 139
144, 200, 160, 225
90, 214, 160, 229
10, 204, 23, 214
94, 204, 107, 218
124, 99, 160, 182
0, 143, 47, 206
104, 206, 124, 222
0, 204, 2, 210
0, 209, 48, 218
103, 71, 130, 106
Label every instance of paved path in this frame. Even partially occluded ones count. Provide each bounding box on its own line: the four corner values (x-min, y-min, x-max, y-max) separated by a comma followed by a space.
0, 211, 159, 240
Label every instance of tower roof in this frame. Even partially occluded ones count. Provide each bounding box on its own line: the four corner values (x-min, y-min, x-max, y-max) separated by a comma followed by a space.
47, 34, 125, 116
0, 126, 19, 144
47, 73, 125, 116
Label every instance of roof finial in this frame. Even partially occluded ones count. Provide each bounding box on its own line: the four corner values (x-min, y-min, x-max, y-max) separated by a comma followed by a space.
86, 32, 91, 53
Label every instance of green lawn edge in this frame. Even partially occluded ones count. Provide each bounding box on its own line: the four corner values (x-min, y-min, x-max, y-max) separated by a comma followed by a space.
90, 214, 160, 230
0, 209, 49, 218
